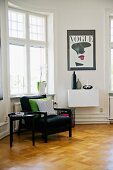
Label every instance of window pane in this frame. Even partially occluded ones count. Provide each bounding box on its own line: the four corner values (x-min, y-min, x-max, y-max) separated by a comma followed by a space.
29, 15, 46, 41
111, 20, 113, 42
9, 44, 27, 95
8, 10, 25, 38
30, 46, 47, 93
111, 49, 113, 90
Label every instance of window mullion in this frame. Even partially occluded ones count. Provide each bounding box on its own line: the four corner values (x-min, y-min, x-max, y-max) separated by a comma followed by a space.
26, 12, 31, 94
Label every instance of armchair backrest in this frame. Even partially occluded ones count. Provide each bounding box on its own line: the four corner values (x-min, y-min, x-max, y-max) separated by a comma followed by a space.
20, 95, 46, 111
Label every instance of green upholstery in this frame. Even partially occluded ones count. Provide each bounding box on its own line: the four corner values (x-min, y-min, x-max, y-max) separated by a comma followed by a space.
29, 99, 39, 112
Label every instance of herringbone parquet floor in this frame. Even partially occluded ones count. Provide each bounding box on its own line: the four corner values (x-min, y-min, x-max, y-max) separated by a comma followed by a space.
1, 124, 113, 170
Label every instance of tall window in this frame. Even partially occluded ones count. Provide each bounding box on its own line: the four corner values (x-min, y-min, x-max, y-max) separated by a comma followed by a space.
8, 8, 47, 96
110, 17, 113, 91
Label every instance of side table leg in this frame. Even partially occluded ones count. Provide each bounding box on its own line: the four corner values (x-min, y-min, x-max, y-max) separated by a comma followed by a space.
32, 117, 35, 146
10, 118, 13, 147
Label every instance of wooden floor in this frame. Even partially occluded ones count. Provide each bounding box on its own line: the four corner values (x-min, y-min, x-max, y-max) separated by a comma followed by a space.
1, 124, 113, 170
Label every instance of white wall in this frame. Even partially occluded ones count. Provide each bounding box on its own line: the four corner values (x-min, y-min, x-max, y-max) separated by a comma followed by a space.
0, 0, 9, 123
1, 0, 113, 133
0, 0, 10, 138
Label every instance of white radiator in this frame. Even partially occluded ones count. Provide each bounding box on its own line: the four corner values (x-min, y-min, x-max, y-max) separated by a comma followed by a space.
13, 102, 21, 130
13, 102, 21, 112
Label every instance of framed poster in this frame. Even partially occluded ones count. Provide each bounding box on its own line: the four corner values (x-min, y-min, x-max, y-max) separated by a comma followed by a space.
67, 30, 96, 70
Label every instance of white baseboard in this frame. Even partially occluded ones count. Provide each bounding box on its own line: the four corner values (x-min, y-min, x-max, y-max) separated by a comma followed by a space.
75, 119, 110, 124
75, 112, 110, 124
0, 122, 9, 139
0, 130, 9, 139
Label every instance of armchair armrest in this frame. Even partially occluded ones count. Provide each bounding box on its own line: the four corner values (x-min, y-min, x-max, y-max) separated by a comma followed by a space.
54, 108, 72, 117
54, 107, 71, 111
32, 111, 47, 116
33, 111, 48, 126
21, 110, 47, 116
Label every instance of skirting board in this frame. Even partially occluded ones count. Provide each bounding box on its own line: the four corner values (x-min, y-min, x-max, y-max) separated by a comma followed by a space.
75, 120, 110, 124
74, 110, 109, 124
0, 122, 9, 139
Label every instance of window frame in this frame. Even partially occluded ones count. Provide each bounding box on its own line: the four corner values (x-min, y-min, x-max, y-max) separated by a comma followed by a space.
8, 7, 48, 96
109, 16, 113, 92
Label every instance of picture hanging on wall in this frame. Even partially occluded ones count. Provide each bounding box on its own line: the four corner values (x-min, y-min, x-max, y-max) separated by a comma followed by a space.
67, 30, 96, 70
0, 21, 3, 100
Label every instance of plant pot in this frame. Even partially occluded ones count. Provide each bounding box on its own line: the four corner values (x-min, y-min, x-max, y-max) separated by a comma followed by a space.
37, 81, 46, 95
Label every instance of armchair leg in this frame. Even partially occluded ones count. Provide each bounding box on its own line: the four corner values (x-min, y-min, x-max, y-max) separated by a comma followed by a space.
43, 113, 47, 143
69, 128, 72, 137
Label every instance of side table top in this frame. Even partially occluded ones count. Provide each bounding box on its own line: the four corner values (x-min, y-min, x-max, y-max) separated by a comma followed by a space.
8, 112, 35, 118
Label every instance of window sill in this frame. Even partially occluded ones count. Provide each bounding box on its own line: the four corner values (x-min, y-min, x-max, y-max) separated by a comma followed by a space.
10, 93, 55, 99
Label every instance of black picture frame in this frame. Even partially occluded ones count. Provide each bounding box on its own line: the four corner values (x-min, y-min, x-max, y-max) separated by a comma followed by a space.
67, 30, 96, 70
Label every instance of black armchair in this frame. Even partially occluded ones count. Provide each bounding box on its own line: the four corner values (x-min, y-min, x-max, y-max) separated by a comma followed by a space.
19, 95, 72, 143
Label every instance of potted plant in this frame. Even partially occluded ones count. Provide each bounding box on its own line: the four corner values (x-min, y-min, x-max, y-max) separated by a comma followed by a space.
37, 66, 47, 95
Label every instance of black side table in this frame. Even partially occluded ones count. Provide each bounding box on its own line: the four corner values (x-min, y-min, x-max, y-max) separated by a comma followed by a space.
8, 112, 36, 147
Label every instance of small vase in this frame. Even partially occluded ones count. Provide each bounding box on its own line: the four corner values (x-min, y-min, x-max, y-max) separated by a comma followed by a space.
72, 71, 76, 89
37, 81, 46, 95
76, 79, 82, 89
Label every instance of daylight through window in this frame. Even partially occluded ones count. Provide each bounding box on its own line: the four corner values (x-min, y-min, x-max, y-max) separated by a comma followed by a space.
8, 8, 47, 96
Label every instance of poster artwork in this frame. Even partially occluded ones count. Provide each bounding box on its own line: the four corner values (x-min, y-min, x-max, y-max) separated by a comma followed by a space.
67, 30, 96, 70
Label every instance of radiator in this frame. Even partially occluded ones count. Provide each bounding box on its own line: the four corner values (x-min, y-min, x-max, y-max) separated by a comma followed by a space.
13, 102, 21, 130
13, 102, 21, 112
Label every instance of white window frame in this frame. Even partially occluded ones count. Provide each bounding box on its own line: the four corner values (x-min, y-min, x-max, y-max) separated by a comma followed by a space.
8, 7, 49, 96
105, 10, 113, 93
110, 16, 113, 91
107, 15, 113, 92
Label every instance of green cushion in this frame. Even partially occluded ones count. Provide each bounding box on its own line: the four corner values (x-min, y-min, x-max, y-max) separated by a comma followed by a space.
29, 99, 39, 112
